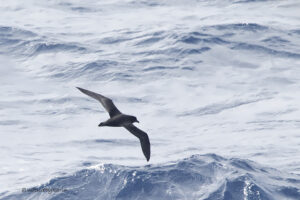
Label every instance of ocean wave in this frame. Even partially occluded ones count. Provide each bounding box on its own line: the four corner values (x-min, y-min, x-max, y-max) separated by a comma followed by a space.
30, 42, 86, 56
2, 154, 300, 200
4, 21, 298, 82
231, 42, 300, 58
0, 25, 86, 57
234, 0, 269, 3
178, 96, 272, 117
208, 23, 269, 32
0, 26, 37, 38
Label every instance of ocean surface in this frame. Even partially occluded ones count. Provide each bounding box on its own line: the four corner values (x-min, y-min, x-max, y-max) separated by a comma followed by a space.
1, 0, 300, 199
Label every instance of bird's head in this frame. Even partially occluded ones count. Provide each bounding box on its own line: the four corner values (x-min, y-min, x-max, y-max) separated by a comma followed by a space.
130, 116, 139, 123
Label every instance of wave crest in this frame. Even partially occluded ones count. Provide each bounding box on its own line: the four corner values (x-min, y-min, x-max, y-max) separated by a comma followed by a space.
3, 154, 300, 200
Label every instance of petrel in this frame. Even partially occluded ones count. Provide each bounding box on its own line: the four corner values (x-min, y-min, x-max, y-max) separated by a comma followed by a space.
77, 87, 151, 161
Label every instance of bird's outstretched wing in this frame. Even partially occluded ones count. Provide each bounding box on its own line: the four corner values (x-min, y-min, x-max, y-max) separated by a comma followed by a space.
124, 124, 151, 161
77, 87, 122, 118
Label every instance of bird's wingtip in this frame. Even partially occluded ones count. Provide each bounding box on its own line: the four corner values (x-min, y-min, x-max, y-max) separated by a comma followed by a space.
76, 87, 84, 92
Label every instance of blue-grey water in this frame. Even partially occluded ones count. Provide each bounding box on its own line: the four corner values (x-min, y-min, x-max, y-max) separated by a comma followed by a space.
0, 0, 300, 199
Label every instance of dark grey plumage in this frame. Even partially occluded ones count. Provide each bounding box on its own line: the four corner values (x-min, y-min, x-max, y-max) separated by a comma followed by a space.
77, 87, 151, 161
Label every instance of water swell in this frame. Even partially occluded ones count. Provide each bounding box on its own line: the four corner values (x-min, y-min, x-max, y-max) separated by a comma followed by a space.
31, 42, 86, 56
0, 25, 86, 57
0, 26, 37, 38
4, 22, 298, 82
2, 154, 299, 200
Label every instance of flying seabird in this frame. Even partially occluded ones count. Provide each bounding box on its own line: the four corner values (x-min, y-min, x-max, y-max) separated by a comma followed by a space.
76, 87, 151, 161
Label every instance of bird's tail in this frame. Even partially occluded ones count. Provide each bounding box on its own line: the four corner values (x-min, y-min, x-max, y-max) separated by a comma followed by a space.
98, 122, 105, 127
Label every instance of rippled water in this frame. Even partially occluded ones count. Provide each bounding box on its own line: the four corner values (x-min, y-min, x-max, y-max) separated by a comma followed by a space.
1, 0, 300, 199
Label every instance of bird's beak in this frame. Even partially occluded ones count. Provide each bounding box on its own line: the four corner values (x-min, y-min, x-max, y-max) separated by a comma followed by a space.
136, 120, 139, 123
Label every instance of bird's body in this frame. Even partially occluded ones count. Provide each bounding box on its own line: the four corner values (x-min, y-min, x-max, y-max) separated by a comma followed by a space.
77, 87, 151, 161
99, 114, 137, 127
